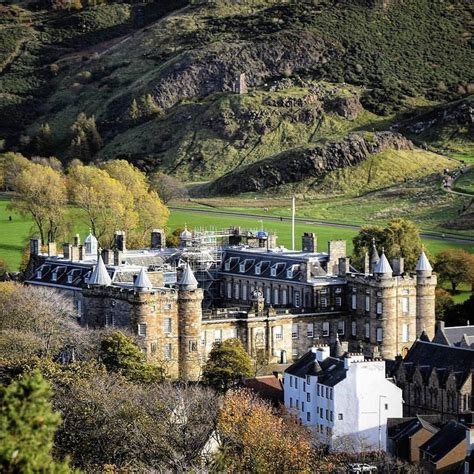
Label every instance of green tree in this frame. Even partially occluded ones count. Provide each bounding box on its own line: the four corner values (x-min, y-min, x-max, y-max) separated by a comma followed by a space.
128, 98, 140, 122
35, 123, 54, 157
140, 94, 160, 117
202, 338, 253, 392
352, 218, 423, 271
0, 371, 71, 473
166, 226, 185, 247
100, 331, 165, 383
434, 249, 474, 293
70, 113, 103, 161
435, 288, 454, 321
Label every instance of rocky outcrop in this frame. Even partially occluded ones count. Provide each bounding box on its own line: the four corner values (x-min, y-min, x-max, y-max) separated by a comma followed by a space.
149, 30, 341, 111
209, 132, 412, 195
324, 95, 363, 120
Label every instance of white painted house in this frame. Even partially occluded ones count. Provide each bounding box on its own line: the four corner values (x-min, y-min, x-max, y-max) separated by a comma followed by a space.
283, 344, 402, 452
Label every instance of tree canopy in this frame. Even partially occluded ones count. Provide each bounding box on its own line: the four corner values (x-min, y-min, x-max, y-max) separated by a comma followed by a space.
434, 249, 474, 292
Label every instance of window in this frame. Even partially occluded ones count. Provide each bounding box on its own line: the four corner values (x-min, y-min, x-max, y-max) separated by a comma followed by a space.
273, 288, 279, 305
338, 413, 343, 420
295, 378, 298, 389
317, 385, 320, 396
164, 343, 172, 360
273, 325, 283, 340
402, 297, 409, 313
329, 388, 333, 400
302, 402, 305, 412
67, 274, 74, 284
286, 268, 293, 279
255, 264, 261, 275
307, 323, 314, 338
351, 321, 357, 336
376, 301, 383, 315
303, 381, 306, 391
351, 294, 357, 310
292, 348, 298, 358
228, 328, 237, 339
306, 375, 310, 384
164, 317, 172, 334
289, 397, 293, 408
289, 376, 293, 388
330, 411, 333, 422
106, 313, 114, 327
151, 342, 157, 354
201, 331, 207, 346
365, 322, 370, 339
321, 297, 328, 309
335, 297, 342, 307
282, 289, 288, 305
307, 393, 311, 402
337, 321, 345, 335
271, 266, 277, 277
335, 287, 342, 294
265, 287, 271, 302
292, 323, 299, 339
326, 409, 329, 420
234, 283, 240, 299
384, 403, 388, 410
224, 261, 230, 271
36, 270, 42, 279
402, 324, 409, 342
164, 303, 172, 310
376, 327, 383, 342
226, 282, 232, 299
322, 322, 330, 337
326, 387, 329, 398
320, 407, 323, 418
294, 291, 301, 308
307, 412, 311, 422
214, 329, 222, 343
365, 295, 370, 312
138, 323, 147, 337
296, 400, 299, 409
239, 262, 245, 273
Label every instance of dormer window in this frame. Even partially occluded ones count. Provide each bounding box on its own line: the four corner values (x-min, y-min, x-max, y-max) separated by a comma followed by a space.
286, 268, 293, 278
255, 265, 261, 275
335, 287, 342, 294
51, 271, 58, 282
36, 270, 42, 279
239, 262, 245, 273
67, 274, 73, 284
225, 261, 231, 271
271, 267, 277, 277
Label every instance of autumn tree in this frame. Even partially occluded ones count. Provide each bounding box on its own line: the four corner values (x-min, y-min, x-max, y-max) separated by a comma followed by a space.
9, 162, 68, 243
68, 163, 138, 247
217, 389, 313, 472
149, 171, 189, 204
0, 152, 30, 191
99, 331, 165, 383
434, 249, 474, 292
166, 226, 185, 247
101, 160, 169, 247
141, 94, 160, 117
352, 218, 423, 271
128, 98, 140, 122
0, 371, 71, 473
202, 338, 253, 392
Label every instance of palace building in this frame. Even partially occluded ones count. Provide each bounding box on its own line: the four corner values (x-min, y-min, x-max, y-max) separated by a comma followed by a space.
25, 226, 436, 380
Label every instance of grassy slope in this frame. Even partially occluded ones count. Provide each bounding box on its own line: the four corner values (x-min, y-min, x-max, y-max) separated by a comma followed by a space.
453, 168, 474, 194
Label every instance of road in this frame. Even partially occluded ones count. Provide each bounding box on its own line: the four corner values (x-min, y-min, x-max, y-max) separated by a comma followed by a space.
170, 207, 474, 245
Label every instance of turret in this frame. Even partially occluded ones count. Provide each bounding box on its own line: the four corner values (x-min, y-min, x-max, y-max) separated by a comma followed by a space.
84, 231, 98, 256
88, 255, 112, 286
374, 250, 393, 279
369, 238, 380, 273
134, 267, 153, 292
177, 264, 203, 381
415, 251, 436, 340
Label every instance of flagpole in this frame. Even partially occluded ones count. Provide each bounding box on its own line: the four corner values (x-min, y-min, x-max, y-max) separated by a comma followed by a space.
292, 195, 295, 251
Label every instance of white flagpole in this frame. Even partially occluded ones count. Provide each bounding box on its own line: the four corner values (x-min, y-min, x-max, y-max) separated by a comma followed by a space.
292, 195, 295, 251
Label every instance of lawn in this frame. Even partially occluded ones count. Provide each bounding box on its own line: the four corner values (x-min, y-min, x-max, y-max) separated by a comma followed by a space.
453, 168, 474, 195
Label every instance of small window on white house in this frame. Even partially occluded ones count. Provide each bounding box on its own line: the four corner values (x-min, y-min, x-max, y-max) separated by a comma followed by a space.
365, 322, 370, 339
376, 301, 383, 315
273, 325, 283, 340
164, 343, 172, 360
214, 329, 222, 343
351, 294, 357, 310
289, 376, 293, 388
290, 397, 293, 408
306, 375, 310, 385
138, 323, 147, 337
338, 413, 343, 420
307, 323, 314, 338
402, 324, 409, 342
307, 412, 311, 422
402, 297, 409, 314
295, 378, 298, 389
365, 295, 370, 312
376, 327, 383, 342
351, 321, 357, 336
302, 402, 305, 412
337, 321, 345, 335
307, 393, 311, 402
322, 322, 330, 337
164, 318, 172, 334
292, 323, 299, 339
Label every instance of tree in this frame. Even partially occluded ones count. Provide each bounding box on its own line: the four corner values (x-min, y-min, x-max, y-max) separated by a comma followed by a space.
69, 113, 103, 161
435, 288, 454, 320
9, 162, 67, 243
99, 331, 165, 383
141, 94, 160, 117
0, 152, 30, 191
166, 226, 185, 247
202, 338, 253, 392
128, 98, 140, 122
149, 171, 189, 204
352, 218, 423, 271
35, 123, 54, 156
443, 295, 474, 327
68, 164, 138, 247
0, 371, 71, 473
217, 389, 313, 472
434, 249, 474, 293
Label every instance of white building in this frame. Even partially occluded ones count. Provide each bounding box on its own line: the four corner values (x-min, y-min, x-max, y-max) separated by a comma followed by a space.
283, 344, 402, 452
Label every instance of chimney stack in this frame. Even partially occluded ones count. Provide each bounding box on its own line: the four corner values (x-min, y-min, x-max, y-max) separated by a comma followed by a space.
392, 257, 404, 276
151, 229, 166, 250
63, 243, 72, 260
302, 232, 317, 253
48, 241, 57, 257
101, 248, 112, 265
338, 257, 350, 277
114, 231, 126, 252
30, 238, 41, 256
73, 234, 80, 247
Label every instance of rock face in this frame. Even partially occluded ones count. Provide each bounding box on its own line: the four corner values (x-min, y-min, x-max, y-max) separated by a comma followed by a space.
209, 132, 413, 195
324, 95, 363, 120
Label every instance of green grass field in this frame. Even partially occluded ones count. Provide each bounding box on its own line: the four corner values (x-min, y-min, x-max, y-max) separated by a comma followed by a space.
453, 168, 474, 195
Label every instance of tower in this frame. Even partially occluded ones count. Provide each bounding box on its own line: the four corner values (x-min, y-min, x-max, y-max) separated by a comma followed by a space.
415, 251, 436, 340
177, 264, 203, 381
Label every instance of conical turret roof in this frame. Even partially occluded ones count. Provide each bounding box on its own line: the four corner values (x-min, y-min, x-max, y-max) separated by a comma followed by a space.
332, 334, 344, 359
416, 251, 433, 272
88, 255, 112, 286
134, 267, 153, 291
178, 263, 198, 290
374, 250, 393, 275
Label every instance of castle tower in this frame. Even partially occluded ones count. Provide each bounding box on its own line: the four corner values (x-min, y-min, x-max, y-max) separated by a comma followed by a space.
369, 238, 380, 273
415, 251, 436, 340
177, 264, 203, 381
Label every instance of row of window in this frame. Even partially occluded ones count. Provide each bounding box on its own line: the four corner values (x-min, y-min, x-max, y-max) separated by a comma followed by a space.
351, 294, 410, 315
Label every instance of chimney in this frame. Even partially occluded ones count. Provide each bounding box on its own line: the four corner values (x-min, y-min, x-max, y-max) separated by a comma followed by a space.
48, 241, 57, 257
114, 249, 123, 266
78, 245, 84, 261
30, 238, 41, 256
70, 245, 80, 262
114, 231, 126, 252
327, 240, 346, 275
73, 234, 80, 247
338, 257, 350, 277
436, 320, 445, 333
63, 243, 72, 260
151, 229, 166, 250
101, 248, 112, 265
392, 257, 404, 276
364, 252, 370, 274
302, 232, 317, 252
314, 345, 330, 362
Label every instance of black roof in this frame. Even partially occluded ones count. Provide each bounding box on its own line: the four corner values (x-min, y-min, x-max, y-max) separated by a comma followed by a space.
285, 350, 347, 387
388, 415, 440, 441
419, 421, 466, 463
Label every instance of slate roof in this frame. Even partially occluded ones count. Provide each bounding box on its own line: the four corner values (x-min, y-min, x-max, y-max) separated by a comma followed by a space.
442, 326, 474, 348
388, 415, 439, 442
88, 255, 112, 286
419, 421, 466, 463
134, 267, 153, 290
285, 350, 347, 387
416, 251, 433, 272
374, 251, 393, 274
179, 263, 198, 290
